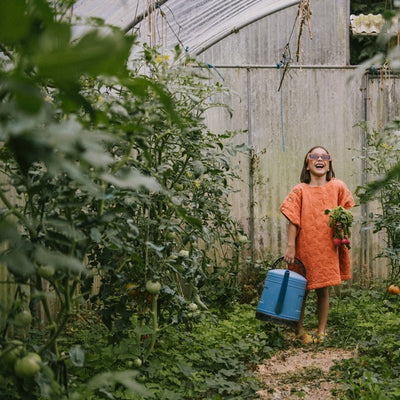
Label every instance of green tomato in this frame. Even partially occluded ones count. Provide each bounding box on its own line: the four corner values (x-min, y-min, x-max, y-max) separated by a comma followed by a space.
1, 342, 24, 369
136, 374, 147, 383
167, 231, 178, 240
145, 280, 161, 294
14, 310, 32, 328
37, 265, 55, 279
26, 352, 41, 364
40, 365, 55, 381
133, 358, 142, 367
237, 234, 248, 243
14, 353, 41, 378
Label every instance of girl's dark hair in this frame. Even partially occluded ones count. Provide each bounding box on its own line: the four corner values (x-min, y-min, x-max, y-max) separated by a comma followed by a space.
300, 146, 335, 183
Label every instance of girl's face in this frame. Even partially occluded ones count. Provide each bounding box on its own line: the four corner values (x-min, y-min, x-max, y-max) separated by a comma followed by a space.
306, 147, 331, 178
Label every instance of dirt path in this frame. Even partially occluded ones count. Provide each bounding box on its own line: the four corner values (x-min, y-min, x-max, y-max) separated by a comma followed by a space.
255, 336, 356, 399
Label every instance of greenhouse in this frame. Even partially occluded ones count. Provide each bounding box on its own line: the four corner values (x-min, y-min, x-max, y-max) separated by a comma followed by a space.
71, 0, 400, 279
1, 0, 400, 399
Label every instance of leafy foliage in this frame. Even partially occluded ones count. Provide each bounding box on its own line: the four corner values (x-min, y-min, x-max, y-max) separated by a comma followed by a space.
329, 286, 400, 399
351, 2, 400, 282
351, 5, 400, 254
92, 44, 248, 346
60, 303, 287, 399
0, 0, 247, 398
356, 125, 400, 281
36, 284, 400, 400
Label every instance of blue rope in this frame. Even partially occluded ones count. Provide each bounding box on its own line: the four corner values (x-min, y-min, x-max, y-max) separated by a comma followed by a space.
277, 63, 286, 152
206, 63, 224, 81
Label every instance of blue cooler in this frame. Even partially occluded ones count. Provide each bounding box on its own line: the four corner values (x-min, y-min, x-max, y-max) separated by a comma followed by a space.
256, 257, 307, 326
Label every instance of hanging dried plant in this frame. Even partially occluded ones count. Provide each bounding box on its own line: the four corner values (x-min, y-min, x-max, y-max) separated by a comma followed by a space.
296, 0, 313, 62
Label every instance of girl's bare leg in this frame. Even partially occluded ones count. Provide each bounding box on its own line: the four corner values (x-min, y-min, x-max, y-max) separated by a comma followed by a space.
296, 291, 313, 344
296, 290, 308, 335
316, 286, 330, 334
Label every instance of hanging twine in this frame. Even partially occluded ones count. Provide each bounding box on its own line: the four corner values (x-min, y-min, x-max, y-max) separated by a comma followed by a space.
277, 43, 292, 91
160, 7, 167, 52
276, 44, 293, 151
152, 0, 156, 45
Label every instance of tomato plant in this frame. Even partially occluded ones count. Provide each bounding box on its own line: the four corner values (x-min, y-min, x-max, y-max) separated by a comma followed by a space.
0, 0, 246, 398
0, 0, 180, 397
356, 126, 400, 282
90, 43, 246, 358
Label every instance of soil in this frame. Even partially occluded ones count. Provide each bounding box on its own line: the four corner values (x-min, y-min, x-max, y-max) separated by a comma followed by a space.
256, 332, 356, 399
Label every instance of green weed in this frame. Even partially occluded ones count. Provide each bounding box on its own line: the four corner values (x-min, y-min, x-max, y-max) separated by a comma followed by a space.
329, 285, 400, 399
60, 303, 287, 399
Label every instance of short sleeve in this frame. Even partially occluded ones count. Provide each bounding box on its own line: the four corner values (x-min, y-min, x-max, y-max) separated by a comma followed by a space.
338, 181, 355, 209
280, 185, 302, 227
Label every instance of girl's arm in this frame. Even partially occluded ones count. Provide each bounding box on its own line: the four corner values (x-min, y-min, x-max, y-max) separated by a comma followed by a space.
284, 222, 297, 264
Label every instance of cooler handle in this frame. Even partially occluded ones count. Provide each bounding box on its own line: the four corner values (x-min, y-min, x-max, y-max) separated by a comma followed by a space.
271, 256, 306, 278
274, 270, 290, 315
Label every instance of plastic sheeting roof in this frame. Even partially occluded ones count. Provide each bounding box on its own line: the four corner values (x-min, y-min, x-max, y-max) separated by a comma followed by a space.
73, 0, 300, 55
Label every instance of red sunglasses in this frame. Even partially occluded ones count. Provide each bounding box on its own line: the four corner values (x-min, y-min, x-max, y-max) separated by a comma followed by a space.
307, 153, 331, 161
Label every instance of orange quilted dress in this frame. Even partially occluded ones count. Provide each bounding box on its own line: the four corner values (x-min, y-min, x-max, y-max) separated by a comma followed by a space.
280, 178, 355, 290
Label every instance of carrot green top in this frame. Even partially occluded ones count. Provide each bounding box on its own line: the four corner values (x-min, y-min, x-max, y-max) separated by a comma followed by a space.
280, 178, 355, 290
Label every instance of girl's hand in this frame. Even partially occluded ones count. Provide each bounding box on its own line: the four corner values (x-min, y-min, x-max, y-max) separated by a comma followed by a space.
284, 245, 296, 264
284, 222, 297, 264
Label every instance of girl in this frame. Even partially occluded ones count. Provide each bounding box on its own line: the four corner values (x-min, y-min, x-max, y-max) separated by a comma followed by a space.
280, 146, 354, 344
